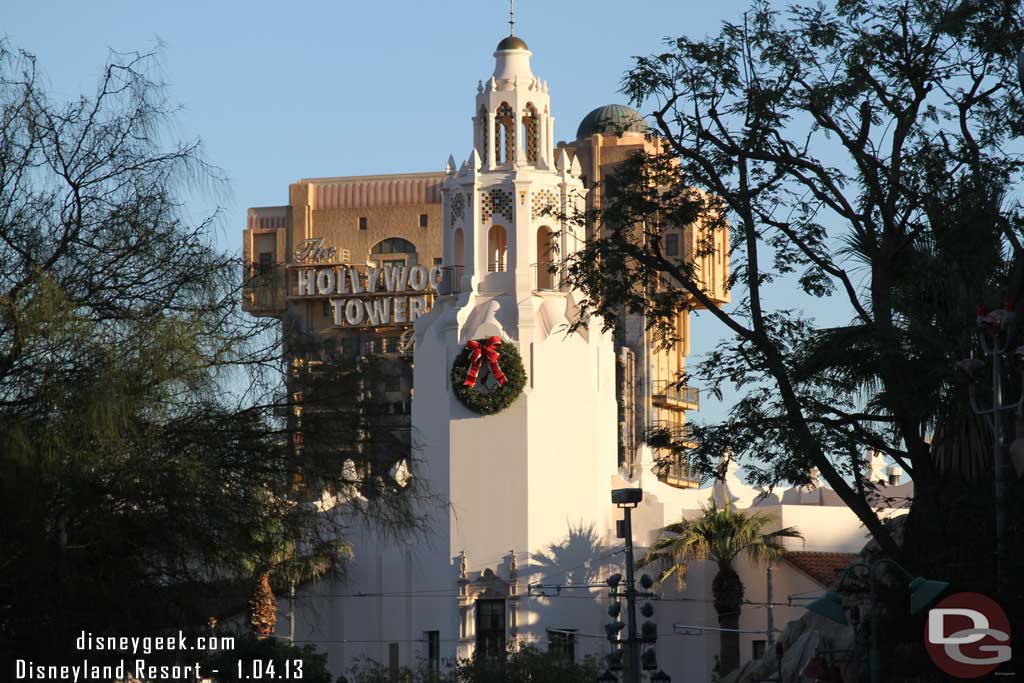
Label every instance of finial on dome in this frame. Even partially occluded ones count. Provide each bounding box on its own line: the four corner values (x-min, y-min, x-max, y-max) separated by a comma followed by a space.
495, 0, 528, 50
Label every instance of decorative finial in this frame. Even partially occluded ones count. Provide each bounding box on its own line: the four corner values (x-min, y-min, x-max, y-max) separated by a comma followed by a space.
509, 0, 515, 36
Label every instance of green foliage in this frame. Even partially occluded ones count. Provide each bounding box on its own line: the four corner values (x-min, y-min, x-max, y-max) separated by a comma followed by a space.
450, 339, 527, 415
346, 645, 600, 683
0, 42, 424, 663
202, 634, 334, 683
639, 497, 801, 589
639, 499, 800, 674
563, 0, 1024, 565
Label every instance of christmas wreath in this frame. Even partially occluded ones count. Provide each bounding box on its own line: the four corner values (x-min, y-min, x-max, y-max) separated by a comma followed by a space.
451, 336, 526, 415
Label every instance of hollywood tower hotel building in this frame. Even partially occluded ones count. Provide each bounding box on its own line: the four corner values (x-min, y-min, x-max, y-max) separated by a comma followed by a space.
242, 30, 728, 674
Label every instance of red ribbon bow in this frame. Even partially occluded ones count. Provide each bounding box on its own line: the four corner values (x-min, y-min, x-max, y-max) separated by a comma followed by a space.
463, 336, 507, 388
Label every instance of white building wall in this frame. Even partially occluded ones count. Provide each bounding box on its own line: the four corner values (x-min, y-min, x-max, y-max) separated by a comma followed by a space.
254, 34, 915, 683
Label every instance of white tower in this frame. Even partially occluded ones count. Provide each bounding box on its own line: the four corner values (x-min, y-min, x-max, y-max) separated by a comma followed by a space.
412, 33, 619, 659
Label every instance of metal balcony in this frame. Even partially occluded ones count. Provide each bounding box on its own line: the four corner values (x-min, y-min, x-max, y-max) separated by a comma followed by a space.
651, 381, 700, 411
242, 263, 287, 315
658, 452, 699, 489
644, 420, 699, 489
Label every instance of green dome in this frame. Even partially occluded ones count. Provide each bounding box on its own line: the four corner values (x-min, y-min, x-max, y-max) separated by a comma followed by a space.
576, 104, 650, 139
497, 35, 529, 51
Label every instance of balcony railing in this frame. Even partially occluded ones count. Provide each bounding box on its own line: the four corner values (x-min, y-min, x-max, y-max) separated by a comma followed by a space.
652, 381, 700, 411
645, 420, 697, 445
531, 261, 566, 292
644, 420, 699, 488
437, 265, 464, 295
658, 452, 699, 489
243, 264, 287, 314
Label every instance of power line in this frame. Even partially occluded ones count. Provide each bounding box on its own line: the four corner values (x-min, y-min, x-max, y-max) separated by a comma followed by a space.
297, 589, 813, 609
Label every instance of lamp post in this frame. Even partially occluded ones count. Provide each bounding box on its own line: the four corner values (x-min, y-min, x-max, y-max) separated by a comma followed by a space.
611, 488, 643, 683
805, 558, 949, 683
965, 304, 1021, 598
603, 489, 665, 683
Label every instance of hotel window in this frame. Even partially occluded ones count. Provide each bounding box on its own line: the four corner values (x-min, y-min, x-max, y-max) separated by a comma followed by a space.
547, 629, 575, 661
433, 257, 443, 266
425, 631, 440, 674
665, 233, 680, 258
372, 237, 417, 255
752, 639, 766, 660
419, 213, 429, 228
475, 598, 506, 659
359, 216, 368, 230
258, 252, 273, 274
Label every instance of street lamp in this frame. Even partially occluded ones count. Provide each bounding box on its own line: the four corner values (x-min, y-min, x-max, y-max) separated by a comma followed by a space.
805, 558, 949, 683
963, 304, 1020, 596
611, 488, 643, 683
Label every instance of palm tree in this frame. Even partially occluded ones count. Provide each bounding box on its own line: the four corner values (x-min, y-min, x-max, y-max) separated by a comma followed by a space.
243, 514, 350, 638
639, 497, 802, 675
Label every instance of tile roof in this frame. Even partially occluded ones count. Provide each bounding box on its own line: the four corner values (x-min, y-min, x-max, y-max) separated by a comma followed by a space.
783, 551, 857, 587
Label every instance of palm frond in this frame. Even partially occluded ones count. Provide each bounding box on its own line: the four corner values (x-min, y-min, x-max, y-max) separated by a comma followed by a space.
641, 497, 802, 591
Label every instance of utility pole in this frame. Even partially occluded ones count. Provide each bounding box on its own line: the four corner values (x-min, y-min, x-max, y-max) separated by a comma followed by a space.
765, 563, 774, 645
621, 499, 640, 682
604, 489, 667, 683
967, 304, 1020, 599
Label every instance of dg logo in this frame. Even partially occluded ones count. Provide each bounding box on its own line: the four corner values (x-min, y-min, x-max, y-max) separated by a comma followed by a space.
925, 592, 1011, 678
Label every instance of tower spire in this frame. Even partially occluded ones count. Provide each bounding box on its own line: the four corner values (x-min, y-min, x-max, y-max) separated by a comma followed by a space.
508, 0, 515, 36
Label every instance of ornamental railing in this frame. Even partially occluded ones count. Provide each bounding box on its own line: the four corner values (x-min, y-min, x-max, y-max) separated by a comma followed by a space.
644, 420, 697, 444
645, 420, 699, 488
242, 263, 288, 314
651, 381, 700, 411
658, 452, 699, 489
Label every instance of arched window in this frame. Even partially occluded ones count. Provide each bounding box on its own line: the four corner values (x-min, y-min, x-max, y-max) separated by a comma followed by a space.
371, 237, 417, 255
453, 229, 465, 267
522, 104, 539, 164
478, 105, 489, 163
495, 103, 515, 165
535, 226, 556, 289
488, 225, 507, 273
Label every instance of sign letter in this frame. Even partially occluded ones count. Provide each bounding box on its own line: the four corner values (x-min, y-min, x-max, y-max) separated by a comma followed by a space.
297, 269, 316, 296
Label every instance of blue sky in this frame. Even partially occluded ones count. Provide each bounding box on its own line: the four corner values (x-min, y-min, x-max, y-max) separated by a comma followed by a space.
2, 0, 805, 425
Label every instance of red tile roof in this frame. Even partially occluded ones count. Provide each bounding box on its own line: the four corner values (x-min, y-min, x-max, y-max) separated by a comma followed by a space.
783, 551, 857, 587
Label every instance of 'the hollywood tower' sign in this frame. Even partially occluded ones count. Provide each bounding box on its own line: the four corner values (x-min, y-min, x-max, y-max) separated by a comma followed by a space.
290, 239, 444, 328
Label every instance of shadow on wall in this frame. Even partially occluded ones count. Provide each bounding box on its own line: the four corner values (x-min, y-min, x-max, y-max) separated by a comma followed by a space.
528, 523, 621, 585
516, 523, 623, 656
